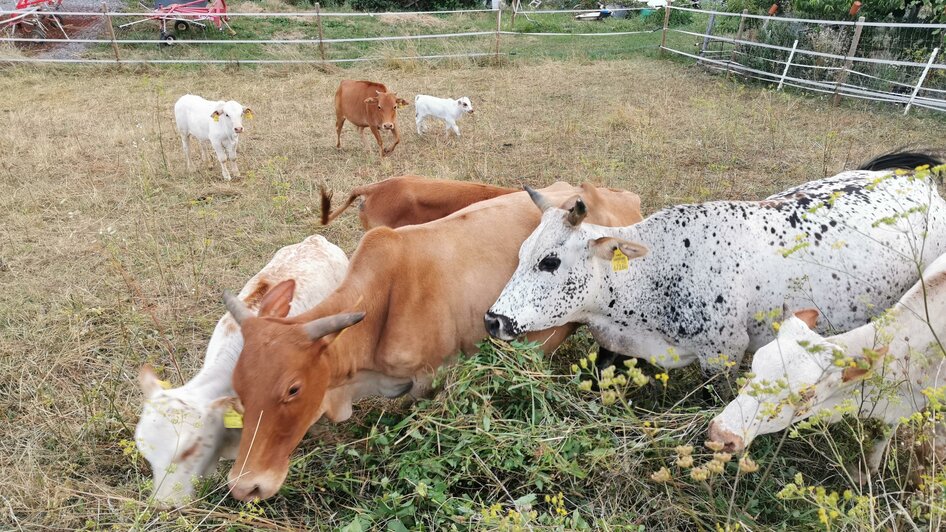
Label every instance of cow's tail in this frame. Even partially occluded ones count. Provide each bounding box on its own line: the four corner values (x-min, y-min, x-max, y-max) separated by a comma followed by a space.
320, 183, 367, 225
858, 149, 944, 172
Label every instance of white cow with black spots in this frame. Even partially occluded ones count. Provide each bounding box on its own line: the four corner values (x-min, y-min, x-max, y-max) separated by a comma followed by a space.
485, 152, 946, 374
135, 235, 347, 507
707, 253, 946, 479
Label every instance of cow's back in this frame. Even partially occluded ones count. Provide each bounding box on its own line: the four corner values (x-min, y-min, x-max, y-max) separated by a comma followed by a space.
336, 80, 388, 127
387, 183, 642, 358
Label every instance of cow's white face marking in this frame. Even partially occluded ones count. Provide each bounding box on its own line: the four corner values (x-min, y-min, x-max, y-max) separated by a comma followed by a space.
489, 207, 608, 338
711, 316, 854, 448
212, 101, 247, 134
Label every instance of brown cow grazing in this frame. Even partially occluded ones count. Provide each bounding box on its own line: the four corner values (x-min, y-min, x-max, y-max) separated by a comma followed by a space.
221, 182, 643, 501
320, 175, 517, 229
335, 80, 408, 157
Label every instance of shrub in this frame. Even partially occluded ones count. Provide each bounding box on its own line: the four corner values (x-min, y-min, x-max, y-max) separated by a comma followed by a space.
349, 0, 482, 12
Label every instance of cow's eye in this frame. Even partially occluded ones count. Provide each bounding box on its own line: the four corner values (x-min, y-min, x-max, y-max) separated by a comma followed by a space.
538, 256, 561, 273
287, 384, 301, 399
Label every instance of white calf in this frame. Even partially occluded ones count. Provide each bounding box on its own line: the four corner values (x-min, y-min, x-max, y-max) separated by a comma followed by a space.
708, 253, 946, 477
174, 94, 254, 181
135, 235, 347, 507
414, 94, 473, 136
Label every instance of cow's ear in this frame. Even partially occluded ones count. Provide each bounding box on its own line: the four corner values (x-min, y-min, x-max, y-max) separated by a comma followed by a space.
211, 109, 222, 121
258, 279, 295, 318
209, 395, 244, 414
364, 97, 378, 105
242, 107, 254, 119
793, 308, 819, 330
841, 345, 888, 382
591, 237, 648, 261
396, 98, 409, 107
561, 196, 587, 226
139, 364, 165, 399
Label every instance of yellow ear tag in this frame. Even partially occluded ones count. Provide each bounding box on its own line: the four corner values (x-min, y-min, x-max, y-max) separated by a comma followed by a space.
244, 110, 254, 120
157, 379, 172, 390
212, 114, 220, 122
612, 248, 629, 272
223, 407, 244, 429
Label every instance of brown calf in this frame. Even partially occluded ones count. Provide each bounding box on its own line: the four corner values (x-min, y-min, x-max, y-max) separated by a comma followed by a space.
320, 175, 517, 229
221, 182, 642, 502
334, 80, 408, 157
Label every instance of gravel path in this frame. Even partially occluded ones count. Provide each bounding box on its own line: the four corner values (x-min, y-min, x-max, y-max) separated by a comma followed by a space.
2, 0, 127, 59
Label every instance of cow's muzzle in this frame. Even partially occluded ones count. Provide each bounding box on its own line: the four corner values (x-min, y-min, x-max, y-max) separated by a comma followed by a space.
234, 126, 244, 134
381, 123, 394, 131
706, 419, 744, 453
484, 311, 517, 341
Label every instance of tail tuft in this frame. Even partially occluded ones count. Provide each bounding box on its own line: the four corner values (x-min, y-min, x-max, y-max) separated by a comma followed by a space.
319, 184, 333, 226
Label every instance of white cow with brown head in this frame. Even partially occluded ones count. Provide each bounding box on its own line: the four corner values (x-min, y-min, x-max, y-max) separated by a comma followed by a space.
135, 235, 347, 507
708, 253, 946, 477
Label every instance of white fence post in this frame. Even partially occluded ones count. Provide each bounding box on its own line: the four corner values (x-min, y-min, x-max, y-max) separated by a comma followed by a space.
904, 47, 940, 115
833, 15, 865, 106
494, 7, 501, 62
777, 39, 798, 91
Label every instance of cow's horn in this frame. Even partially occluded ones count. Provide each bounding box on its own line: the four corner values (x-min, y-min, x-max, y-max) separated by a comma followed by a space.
223, 290, 254, 325
525, 186, 553, 212
567, 197, 587, 226
303, 312, 366, 341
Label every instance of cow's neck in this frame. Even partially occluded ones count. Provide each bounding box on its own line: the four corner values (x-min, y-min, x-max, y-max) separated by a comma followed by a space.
176, 318, 242, 400
305, 271, 392, 384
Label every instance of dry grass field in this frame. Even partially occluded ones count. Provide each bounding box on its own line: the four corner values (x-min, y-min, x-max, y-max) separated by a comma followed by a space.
1, 58, 945, 530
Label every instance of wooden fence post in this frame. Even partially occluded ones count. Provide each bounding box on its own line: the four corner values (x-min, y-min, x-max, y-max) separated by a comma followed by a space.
659, 3, 671, 56
777, 39, 798, 90
833, 15, 865, 106
725, 9, 747, 76
904, 47, 940, 115
494, 8, 501, 62
315, 2, 326, 62
698, 12, 716, 63
102, 1, 120, 64
511, 0, 518, 30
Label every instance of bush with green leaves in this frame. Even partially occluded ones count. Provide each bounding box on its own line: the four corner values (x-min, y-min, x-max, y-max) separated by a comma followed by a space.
349, 0, 482, 12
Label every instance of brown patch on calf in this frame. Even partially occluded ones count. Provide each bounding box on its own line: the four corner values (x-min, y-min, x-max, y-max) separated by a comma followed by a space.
178, 439, 201, 462
243, 282, 270, 307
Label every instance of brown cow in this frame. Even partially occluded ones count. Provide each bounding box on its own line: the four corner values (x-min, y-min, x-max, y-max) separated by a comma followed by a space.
335, 80, 408, 157
320, 175, 517, 229
221, 182, 642, 502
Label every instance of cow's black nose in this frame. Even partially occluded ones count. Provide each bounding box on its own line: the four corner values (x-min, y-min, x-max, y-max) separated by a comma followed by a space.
484, 311, 513, 339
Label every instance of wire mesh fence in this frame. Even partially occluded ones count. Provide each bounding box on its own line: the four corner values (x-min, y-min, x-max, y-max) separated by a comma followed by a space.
663, 6, 946, 113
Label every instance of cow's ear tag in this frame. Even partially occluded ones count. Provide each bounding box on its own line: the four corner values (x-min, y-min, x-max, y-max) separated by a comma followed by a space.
223, 407, 244, 429
157, 379, 172, 390
212, 114, 220, 122
612, 248, 629, 272
244, 110, 254, 120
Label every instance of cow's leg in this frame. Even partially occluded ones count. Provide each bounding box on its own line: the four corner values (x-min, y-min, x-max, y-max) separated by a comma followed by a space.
197, 139, 208, 166
449, 119, 460, 137
415, 111, 425, 135
335, 116, 345, 149
179, 133, 192, 171
211, 138, 231, 181
358, 126, 368, 147
383, 125, 400, 156
408, 373, 435, 399
226, 141, 239, 178
369, 126, 385, 158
